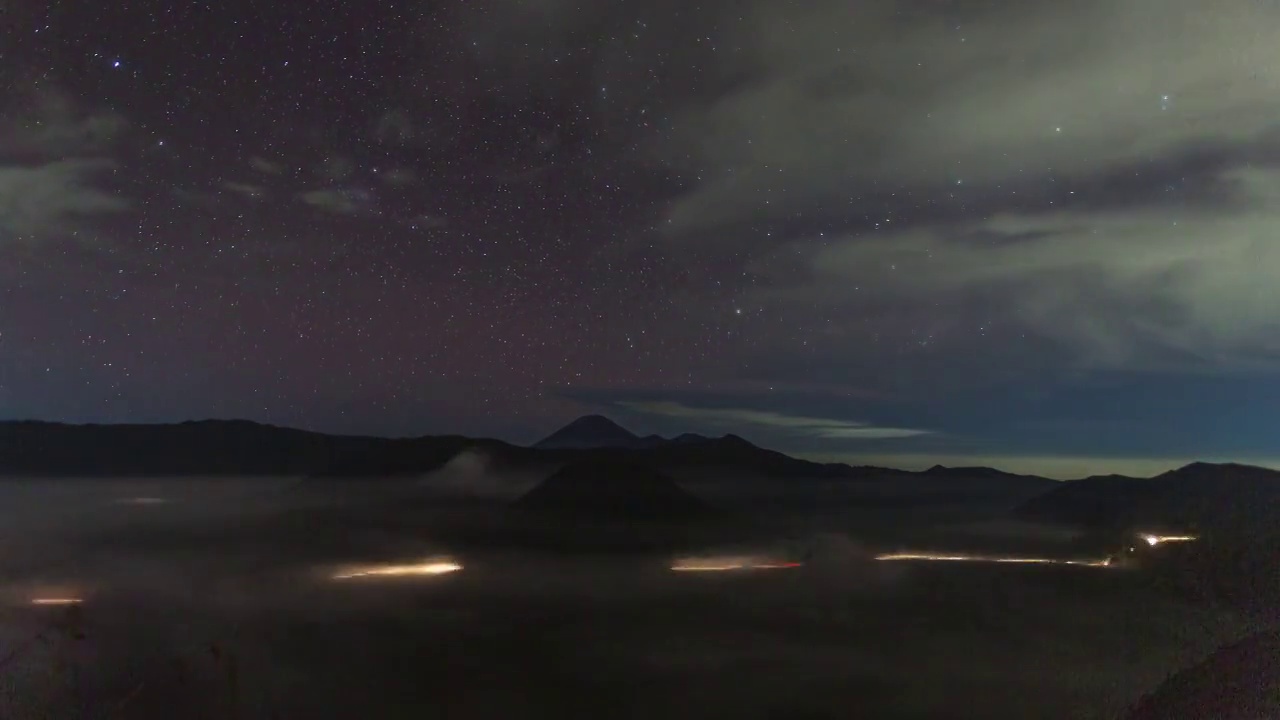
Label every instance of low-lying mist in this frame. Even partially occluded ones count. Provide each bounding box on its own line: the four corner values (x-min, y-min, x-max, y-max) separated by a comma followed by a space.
0, 473, 1258, 719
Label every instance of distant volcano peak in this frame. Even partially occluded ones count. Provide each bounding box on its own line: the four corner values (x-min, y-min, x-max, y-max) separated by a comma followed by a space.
533, 414, 640, 450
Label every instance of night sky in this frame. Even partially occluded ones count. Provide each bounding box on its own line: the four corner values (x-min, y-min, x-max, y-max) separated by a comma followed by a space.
3, 1, 1279, 476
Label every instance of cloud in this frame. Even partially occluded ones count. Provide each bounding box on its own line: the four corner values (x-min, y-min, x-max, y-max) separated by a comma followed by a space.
376, 168, 417, 187
619, 400, 930, 440
249, 157, 284, 175
373, 111, 417, 146
757, 164, 1280, 370
318, 156, 355, 182
223, 181, 267, 199
299, 188, 376, 216
0, 160, 128, 241
646, 0, 1280, 231
0, 88, 128, 160
0, 88, 129, 242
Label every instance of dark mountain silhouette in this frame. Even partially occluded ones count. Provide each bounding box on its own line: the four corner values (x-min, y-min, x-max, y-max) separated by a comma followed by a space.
1016, 462, 1280, 531
513, 462, 713, 521
531, 416, 765, 455
1015, 474, 1153, 527
921, 465, 1057, 493
671, 433, 711, 444
1124, 630, 1280, 720
924, 464, 1036, 481
487, 461, 738, 554
0, 417, 1215, 514
533, 415, 642, 449
0, 420, 361, 476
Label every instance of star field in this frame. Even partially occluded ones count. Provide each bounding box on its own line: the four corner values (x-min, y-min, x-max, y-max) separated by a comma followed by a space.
4, 0, 1280, 474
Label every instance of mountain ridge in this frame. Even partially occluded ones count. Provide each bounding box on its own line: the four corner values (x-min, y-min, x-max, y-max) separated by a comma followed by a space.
1016, 459, 1280, 531
1, 417, 1271, 487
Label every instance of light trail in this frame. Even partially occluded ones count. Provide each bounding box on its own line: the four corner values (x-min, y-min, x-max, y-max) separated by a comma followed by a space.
873, 552, 1112, 568
1140, 533, 1197, 547
30, 598, 84, 606
115, 497, 168, 505
670, 556, 803, 572
331, 560, 463, 580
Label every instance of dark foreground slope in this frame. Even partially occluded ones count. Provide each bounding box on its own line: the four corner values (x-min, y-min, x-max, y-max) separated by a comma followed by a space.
514, 462, 713, 521
495, 462, 738, 554
1016, 462, 1280, 531
1125, 630, 1280, 720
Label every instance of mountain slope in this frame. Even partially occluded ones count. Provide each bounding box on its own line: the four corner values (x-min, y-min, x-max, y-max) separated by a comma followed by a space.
514, 462, 713, 521
1015, 462, 1280, 530
0, 420, 494, 477
533, 415, 641, 450
0, 417, 1081, 511
1125, 630, 1280, 720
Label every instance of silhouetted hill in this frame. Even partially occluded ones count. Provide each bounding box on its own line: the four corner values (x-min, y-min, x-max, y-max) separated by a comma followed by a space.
533, 415, 641, 449
922, 464, 1058, 492
0, 419, 1051, 501
1125, 630, 1280, 720
0, 419, 1206, 515
924, 464, 1035, 481
513, 462, 713, 521
0, 420, 350, 476
0, 419, 524, 478
670, 433, 711, 444
527, 432, 886, 480
1016, 462, 1280, 531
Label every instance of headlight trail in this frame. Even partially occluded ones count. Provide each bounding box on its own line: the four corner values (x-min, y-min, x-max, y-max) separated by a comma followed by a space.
30, 597, 84, 606
115, 497, 168, 505
331, 560, 463, 580
670, 556, 803, 572
873, 552, 1112, 568
1140, 533, 1197, 547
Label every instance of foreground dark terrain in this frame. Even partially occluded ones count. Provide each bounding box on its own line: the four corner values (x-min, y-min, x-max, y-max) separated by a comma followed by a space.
1, 420, 1276, 718
0, 474, 1267, 719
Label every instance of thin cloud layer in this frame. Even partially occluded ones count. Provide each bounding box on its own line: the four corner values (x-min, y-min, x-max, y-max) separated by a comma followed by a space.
0, 160, 127, 242
299, 188, 376, 216
654, 0, 1280, 229
0, 88, 129, 243
755, 165, 1280, 370
620, 400, 930, 440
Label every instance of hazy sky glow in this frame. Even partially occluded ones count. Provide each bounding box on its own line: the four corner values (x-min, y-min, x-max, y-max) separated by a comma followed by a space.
3, 0, 1278, 475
